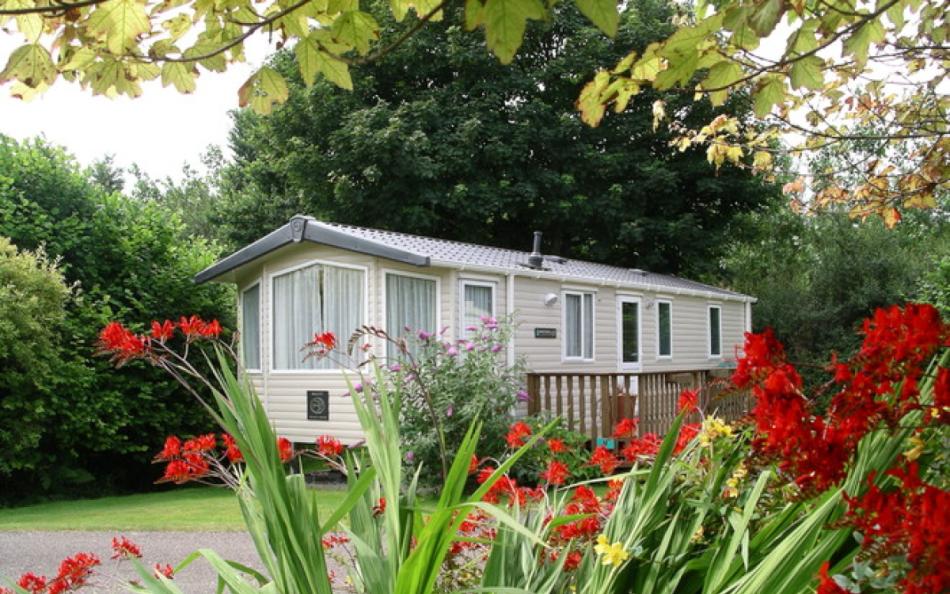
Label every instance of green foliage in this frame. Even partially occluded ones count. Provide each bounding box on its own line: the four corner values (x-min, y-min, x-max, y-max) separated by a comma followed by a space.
0, 135, 233, 502
385, 319, 523, 487
719, 206, 949, 388
0, 237, 71, 483
214, 0, 779, 277
507, 415, 601, 486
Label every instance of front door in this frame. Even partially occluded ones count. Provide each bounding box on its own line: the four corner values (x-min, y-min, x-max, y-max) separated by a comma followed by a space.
617, 296, 641, 405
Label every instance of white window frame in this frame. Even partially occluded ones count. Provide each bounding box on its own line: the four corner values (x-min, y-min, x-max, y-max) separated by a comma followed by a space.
268, 259, 369, 374
239, 280, 262, 373
707, 303, 723, 359
616, 295, 642, 371
381, 268, 443, 347
458, 279, 497, 337
561, 289, 596, 362
655, 298, 673, 360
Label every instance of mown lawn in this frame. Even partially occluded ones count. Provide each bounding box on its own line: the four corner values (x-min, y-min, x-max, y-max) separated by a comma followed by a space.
0, 486, 355, 531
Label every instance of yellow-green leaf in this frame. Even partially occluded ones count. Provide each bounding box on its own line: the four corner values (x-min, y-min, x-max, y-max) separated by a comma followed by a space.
576, 69, 609, 126
789, 55, 823, 90
295, 34, 353, 89
86, 0, 151, 55
238, 66, 289, 115
654, 49, 698, 90
6, 0, 44, 41
573, 0, 618, 36
161, 61, 197, 92
464, 0, 485, 29
748, 0, 784, 36
332, 11, 380, 56
482, 0, 545, 64
0, 43, 56, 88
843, 18, 885, 65
702, 60, 743, 93
752, 75, 785, 117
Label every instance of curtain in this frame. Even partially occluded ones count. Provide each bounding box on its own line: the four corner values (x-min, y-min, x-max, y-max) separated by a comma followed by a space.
324, 266, 364, 368
565, 293, 582, 358
621, 301, 639, 364
273, 264, 322, 370
583, 293, 594, 359
386, 274, 437, 359
241, 284, 261, 369
462, 283, 493, 338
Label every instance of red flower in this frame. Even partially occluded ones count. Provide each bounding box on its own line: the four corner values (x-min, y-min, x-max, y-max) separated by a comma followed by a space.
311, 331, 336, 350
155, 436, 181, 461
277, 437, 294, 462
674, 423, 701, 454
98, 322, 146, 361
476, 466, 495, 485
540, 460, 570, 485
468, 454, 480, 474
612, 417, 638, 438
816, 562, 848, 594
183, 433, 216, 453
111, 536, 142, 559
52, 552, 100, 591
934, 366, 949, 422
316, 435, 344, 457
222, 433, 243, 463
16, 573, 47, 594
150, 320, 175, 341
677, 389, 699, 414
546, 438, 568, 453
621, 433, 661, 461
372, 497, 386, 517
563, 550, 583, 571
321, 532, 350, 549
589, 446, 620, 475
202, 319, 222, 338
153, 564, 174, 579
505, 421, 532, 449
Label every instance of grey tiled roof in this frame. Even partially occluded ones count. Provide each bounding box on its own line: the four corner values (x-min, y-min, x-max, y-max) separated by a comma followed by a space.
317, 220, 752, 300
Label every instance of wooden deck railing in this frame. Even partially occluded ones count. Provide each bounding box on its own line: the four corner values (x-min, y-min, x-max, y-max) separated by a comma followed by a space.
525, 370, 749, 442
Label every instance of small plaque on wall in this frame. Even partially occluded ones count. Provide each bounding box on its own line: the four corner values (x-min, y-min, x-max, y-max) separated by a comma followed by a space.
534, 327, 557, 339
307, 390, 329, 421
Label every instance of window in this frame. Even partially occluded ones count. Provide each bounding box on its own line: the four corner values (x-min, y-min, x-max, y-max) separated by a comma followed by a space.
272, 263, 365, 370
708, 305, 722, 357
460, 281, 495, 338
657, 300, 672, 358
386, 272, 438, 359
241, 283, 261, 370
620, 300, 639, 365
563, 291, 594, 360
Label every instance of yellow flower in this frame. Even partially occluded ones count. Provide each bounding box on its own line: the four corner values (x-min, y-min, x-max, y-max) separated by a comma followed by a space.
903, 435, 925, 461
690, 524, 704, 543
699, 416, 733, 447
723, 463, 747, 499
594, 534, 630, 567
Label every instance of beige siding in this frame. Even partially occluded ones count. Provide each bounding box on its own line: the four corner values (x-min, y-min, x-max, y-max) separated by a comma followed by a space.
640, 295, 745, 372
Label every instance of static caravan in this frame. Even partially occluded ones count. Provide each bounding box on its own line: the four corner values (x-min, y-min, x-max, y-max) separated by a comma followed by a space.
195, 215, 755, 443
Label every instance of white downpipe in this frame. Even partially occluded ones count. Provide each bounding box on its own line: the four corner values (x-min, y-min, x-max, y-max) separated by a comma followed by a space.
506, 273, 515, 368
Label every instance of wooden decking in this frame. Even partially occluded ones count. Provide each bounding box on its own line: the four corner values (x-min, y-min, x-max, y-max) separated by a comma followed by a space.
525, 369, 749, 442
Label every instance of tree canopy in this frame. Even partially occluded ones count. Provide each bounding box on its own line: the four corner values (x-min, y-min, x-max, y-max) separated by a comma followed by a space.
214, 0, 778, 277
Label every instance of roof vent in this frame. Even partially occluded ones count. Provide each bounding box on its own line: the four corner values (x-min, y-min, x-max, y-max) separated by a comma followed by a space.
629, 268, 649, 277
527, 231, 544, 269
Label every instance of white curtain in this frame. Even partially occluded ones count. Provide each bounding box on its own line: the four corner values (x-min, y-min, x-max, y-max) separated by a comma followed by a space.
241, 284, 261, 369
273, 265, 322, 370
462, 283, 493, 337
324, 266, 364, 368
565, 293, 593, 359
386, 274, 436, 359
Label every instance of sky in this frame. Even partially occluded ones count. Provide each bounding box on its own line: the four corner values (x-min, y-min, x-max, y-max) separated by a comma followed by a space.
0, 36, 273, 181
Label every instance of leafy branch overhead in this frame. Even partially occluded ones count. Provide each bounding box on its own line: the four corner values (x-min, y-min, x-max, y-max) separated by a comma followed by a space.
0, 0, 945, 223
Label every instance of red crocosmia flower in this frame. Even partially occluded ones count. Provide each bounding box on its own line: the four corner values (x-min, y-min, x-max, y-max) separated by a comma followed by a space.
153, 564, 174, 579
312, 331, 336, 350
815, 562, 849, 594
316, 435, 344, 457
321, 532, 350, 550
53, 552, 100, 591
201, 319, 222, 338
222, 434, 243, 463
16, 572, 47, 594
150, 320, 175, 341
589, 446, 620, 475
468, 454, 480, 474
674, 423, 701, 454
155, 436, 181, 461
571, 485, 601, 513
183, 452, 209, 479
161, 459, 191, 484
98, 322, 147, 361
372, 497, 386, 517
546, 438, 568, 454
677, 389, 699, 414
183, 433, 216, 453
541, 460, 570, 485
505, 421, 532, 448
177, 315, 205, 337
562, 550, 583, 571
111, 536, 142, 559
277, 437, 294, 462
621, 433, 661, 461
476, 466, 495, 485
934, 366, 949, 421
612, 417, 638, 438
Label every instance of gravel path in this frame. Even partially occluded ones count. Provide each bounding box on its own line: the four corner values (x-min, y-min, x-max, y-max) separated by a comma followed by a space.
0, 531, 349, 593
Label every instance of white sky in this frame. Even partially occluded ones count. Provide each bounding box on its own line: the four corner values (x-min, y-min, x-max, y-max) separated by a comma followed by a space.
0, 36, 274, 181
